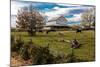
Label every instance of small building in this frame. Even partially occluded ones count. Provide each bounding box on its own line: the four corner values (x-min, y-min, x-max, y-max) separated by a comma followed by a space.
43, 16, 69, 31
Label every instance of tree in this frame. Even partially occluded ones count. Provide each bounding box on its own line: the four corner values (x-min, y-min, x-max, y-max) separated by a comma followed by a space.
81, 7, 95, 27
16, 5, 45, 36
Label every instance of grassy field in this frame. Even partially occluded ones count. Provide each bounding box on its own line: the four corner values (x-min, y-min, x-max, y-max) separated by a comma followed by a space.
11, 30, 95, 62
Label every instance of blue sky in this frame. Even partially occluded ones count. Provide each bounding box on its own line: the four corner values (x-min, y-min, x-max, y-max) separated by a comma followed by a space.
11, 0, 95, 27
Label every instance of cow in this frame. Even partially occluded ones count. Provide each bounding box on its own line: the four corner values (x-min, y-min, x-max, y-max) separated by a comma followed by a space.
46, 30, 50, 34
76, 28, 82, 33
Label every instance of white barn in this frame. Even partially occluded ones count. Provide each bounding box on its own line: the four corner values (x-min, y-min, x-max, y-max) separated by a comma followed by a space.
43, 16, 69, 31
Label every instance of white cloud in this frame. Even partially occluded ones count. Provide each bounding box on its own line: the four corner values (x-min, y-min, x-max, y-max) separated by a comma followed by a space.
11, 0, 94, 15
11, 1, 30, 15
53, 7, 60, 10
44, 5, 92, 20
67, 13, 82, 22
44, 7, 69, 20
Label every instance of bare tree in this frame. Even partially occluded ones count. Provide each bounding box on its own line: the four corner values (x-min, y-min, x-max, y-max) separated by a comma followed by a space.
16, 5, 45, 36
81, 7, 95, 27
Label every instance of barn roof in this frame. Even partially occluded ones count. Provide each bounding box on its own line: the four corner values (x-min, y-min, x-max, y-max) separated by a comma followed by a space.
47, 15, 67, 22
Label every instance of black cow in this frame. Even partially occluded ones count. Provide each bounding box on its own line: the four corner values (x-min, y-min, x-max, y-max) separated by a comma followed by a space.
46, 30, 50, 34
76, 29, 82, 33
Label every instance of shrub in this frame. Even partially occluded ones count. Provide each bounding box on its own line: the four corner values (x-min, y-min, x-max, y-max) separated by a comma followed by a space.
65, 48, 79, 63
11, 35, 24, 53
55, 53, 67, 63
54, 48, 78, 63
19, 39, 33, 60
19, 44, 30, 60
16, 39, 55, 64
30, 44, 55, 65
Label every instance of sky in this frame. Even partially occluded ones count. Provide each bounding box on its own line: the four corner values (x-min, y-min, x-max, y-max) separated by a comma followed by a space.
11, 0, 95, 27
12, 0, 95, 5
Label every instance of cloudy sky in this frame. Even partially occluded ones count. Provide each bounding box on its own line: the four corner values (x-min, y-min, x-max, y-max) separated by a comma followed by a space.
11, 0, 95, 27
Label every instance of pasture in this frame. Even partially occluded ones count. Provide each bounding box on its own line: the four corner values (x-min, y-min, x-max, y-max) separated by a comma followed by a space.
11, 30, 95, 62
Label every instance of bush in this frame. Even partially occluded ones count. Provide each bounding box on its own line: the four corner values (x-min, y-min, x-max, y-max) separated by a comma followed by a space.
11, 35, 24, 53
54, 53, 67, 63
30, 44, 55, 65
19, 44, 30, 60
14, 39, 55, 64
65, 48, 81, 63
18, 39, 33, 60
54, 48, 78, 63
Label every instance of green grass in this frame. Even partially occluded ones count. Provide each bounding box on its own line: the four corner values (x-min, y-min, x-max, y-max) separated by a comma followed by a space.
11, 30, 95, 61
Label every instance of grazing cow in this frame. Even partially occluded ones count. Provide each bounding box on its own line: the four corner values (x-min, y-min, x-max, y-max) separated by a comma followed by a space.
76, 29, 82, 33
46, 30, 50, 34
